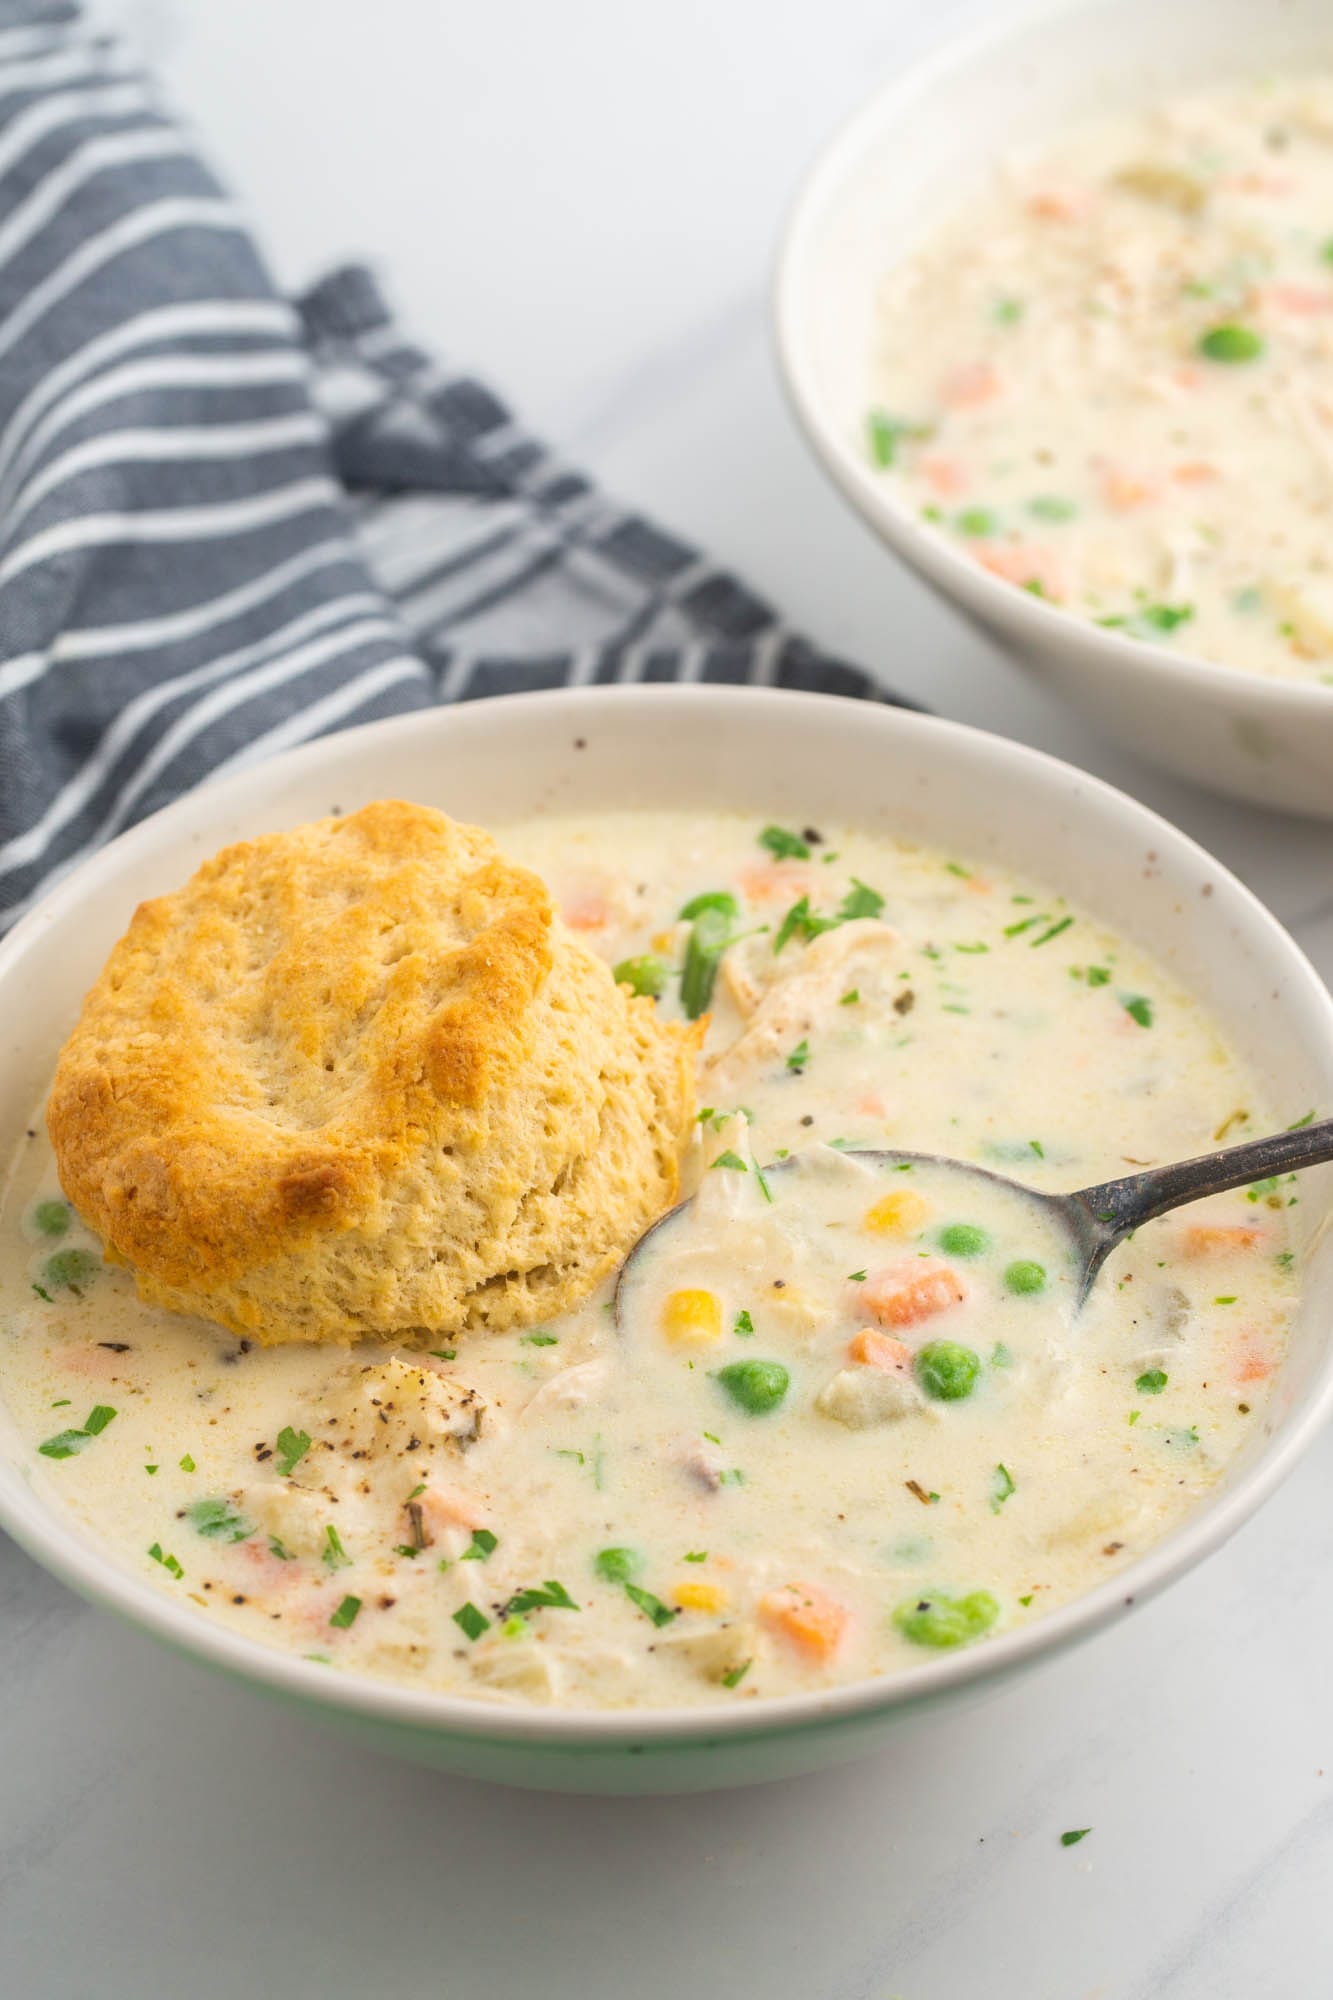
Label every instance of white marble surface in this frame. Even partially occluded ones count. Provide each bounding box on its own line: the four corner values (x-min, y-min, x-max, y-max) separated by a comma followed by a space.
6, 3, 1333, 1994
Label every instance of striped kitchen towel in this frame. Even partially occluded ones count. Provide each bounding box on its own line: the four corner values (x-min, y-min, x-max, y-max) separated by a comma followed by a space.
0, 2, 913, 934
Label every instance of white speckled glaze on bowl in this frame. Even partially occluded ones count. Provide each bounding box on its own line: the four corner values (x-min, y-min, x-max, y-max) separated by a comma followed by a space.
775, 0, 1333, 817
1, 687, 1330, 1792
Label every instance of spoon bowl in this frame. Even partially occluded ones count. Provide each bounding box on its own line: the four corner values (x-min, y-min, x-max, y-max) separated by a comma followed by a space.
618, 1119, 1333, 1319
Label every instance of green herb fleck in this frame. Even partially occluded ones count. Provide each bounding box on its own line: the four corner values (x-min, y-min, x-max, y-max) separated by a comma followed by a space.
1198, 324, 1263, 363
594, 1546, 640, 1584
329, 1595, 362, 1630
31, 1199, 71, 1237
274, 1425, 311, 1477
625, 1583, 678, 1628
178, 1453, 196, 1473
711, 1149, 748, 1173
186, 1497, 252, 1543
722, 1659, 753, 1688
1121, 994, 1154, 1029
461, 1528, 498, 1562
786, 1038, 810, 1073
323, 1523, 351, 1569
759, 825, 810, 860
1061, 1828, 1092, 1847
733, 1309, 754, 1337
990, 1464, 1016, 1512
506, 1579, 580, 1614
148, 1543, 184, 1580
521, 1331, 559, 1347
452, 1601, 490, 1641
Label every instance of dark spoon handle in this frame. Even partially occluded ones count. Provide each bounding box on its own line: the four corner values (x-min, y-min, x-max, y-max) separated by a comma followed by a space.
1069, 1116, 1333, 1255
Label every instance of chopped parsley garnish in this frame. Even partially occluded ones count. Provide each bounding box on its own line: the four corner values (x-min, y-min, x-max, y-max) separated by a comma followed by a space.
786, 1038, 810, 1073
1121, 994, 1154, 1029
38, 1404, 119, 1459
274, 1425, 311, 1477
505, 1579, 580, 1614
838, 878, 885, 921
1139, 602, 1194, 633
178, 1453, 195, 1473
993, 296, 1024, 325
1288, 1110, 1316, 1130
711, 1150, 748, 1172
1085, 965, 1111, 986
612, 953, 667, 999
624, 1583, 678, 1628
148, 1543, 184, 1579
733, 1309, 754, 1337
990, 1463, 1016, 1512
323, 1523, 352, 1569
144, 1464, 158, 1476
268, 1535, 294, 1561
186, 1497, 253, 1543
452, 1601, 490, 1641
1060, 1828, 1092, 1847
1030, 915, 1073, 947
866, 409, 927, 468
722, 1659, 752, 1688
683, 1550, 707, 1563
955, 507, 998, 538
31, 1199, 71, 1237
521, 1331, 559, 1346
773, 895, 833, 955
461, 1528, 498, 1562
430, 1348, 458, 1361
330, 1595, 362, 1630
840, 988, 860, 1005
759, 825, 810, 860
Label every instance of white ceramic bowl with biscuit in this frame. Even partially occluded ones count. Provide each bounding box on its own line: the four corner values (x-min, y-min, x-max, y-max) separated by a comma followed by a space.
775, 0, 1333, 817
0, 685, 1331, 1793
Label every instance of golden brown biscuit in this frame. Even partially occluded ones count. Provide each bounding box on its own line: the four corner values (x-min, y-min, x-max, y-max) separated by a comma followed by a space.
48, 801, 698, 1343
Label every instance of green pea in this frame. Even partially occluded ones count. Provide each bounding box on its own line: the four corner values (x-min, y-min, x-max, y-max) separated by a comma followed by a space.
893, 1588, 999, 1649
1197, 324, 1263, 363
1004, 1259, 1047, 1295
715, 1359, 790, 1416
955, 507, 998, 538
612, 954, 667, 999
938, 1223, 989, 1258
594, 1546, 640, 1584
42, 1248, 100, 1292
31, 1199, 71, 1238
914, 1340, 981, 1402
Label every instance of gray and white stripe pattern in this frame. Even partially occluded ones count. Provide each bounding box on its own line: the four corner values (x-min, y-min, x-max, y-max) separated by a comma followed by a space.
0, 1, 913, 933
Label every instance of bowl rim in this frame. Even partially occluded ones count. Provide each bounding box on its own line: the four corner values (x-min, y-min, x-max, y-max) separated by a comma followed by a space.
2, 682, 1331, 1748
773, 0, 1333, 716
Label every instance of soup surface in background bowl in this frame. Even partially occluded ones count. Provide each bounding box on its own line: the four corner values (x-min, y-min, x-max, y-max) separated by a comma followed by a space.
0, 808, 1304, 1712
870, 74, 1333, 687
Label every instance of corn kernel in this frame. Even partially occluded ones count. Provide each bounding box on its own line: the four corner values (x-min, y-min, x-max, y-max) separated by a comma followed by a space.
661, 1288, 723, 1346
652, 929, 675, 953
863, 1189, 930, 1237
672, 1580, 727, 1613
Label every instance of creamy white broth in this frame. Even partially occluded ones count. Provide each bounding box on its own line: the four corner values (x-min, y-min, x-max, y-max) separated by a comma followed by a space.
870, 76, 1333, 686
0, 811, 1301, 1709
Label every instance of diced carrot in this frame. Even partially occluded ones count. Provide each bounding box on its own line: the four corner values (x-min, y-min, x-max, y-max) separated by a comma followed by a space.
856, 1090, 890, 1119
921, 454, 969, 498
965, 875, 993, 894
1099, 465, 1160, 512
1172, 364, 1203, 392
1171, 461, 1219, 485
563, 895, 611, 931
759, 1582, 850, 1659
1262, 283, 1333, 317
975, 543, 1065, 601
55, 1341, 121, 1378
1026, 187, 1093, 223
939, 361, 1001, 409
736, 861, 812, 904
1183, 1224, 1265, 1258
1237, 1347, 1275, 1384
419, 1485, 488, 1533
858, 1258, 966, 1329
847, 1328, 912, 1372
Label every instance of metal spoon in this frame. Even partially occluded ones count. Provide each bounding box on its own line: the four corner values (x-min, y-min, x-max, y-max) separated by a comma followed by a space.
618, 1116, 1333, 1315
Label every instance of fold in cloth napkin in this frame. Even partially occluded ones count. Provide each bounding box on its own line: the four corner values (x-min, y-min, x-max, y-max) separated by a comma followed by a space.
0, 2, 913, 934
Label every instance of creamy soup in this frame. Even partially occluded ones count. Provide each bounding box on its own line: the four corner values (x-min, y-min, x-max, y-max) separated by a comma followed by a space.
0, 813, 1304, 1708
871, 76, 1333, 685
